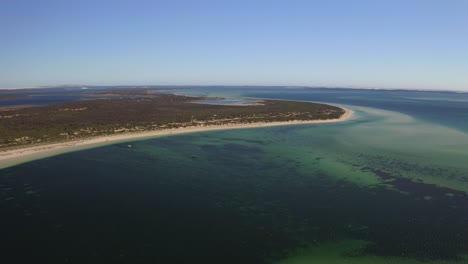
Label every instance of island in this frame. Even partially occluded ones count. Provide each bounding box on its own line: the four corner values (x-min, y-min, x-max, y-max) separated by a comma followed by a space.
0, 92, 352, 168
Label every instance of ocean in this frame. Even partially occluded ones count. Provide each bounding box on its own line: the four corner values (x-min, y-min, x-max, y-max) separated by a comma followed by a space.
1, 87, 467, 263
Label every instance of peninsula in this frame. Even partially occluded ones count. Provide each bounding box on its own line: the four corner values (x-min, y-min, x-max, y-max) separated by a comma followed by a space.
0, 92, 352, 168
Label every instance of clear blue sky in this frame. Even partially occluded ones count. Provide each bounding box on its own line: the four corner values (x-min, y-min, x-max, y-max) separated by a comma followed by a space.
1, 0, 467, 90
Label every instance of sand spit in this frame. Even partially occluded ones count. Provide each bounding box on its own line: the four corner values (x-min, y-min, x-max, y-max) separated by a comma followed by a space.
0, 108, 353, 169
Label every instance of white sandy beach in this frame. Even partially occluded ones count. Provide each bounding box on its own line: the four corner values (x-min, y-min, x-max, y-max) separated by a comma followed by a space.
0, 108, 353, 169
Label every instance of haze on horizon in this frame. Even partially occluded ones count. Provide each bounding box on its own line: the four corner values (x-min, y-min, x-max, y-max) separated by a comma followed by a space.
1, 0, 467, 91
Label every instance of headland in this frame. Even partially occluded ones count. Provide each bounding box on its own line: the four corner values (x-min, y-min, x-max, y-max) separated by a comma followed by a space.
0, 92, 353, 168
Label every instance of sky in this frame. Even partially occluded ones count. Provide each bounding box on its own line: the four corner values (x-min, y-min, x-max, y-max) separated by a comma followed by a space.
0, 0, 467, 90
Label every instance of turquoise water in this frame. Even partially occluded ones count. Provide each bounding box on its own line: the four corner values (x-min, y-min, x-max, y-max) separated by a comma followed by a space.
1, 88, 468, 263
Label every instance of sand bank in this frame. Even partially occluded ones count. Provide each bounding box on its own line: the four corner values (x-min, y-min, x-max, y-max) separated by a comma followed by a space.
0, 108, 353, 169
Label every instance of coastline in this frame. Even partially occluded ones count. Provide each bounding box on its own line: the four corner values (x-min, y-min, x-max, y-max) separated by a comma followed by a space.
0, 108, 353, 169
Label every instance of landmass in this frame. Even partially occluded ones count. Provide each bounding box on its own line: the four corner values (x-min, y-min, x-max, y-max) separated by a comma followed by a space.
0, 92, 352, 168
0, 94, 29, 100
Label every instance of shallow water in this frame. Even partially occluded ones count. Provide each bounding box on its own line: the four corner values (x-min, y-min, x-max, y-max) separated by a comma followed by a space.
1, 88, 468, 263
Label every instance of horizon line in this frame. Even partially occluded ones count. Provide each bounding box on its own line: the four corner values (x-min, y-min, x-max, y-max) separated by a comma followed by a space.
0, 84, 467, 94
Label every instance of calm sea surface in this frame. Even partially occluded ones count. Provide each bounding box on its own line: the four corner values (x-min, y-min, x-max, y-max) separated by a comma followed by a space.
1, 87, 468, 263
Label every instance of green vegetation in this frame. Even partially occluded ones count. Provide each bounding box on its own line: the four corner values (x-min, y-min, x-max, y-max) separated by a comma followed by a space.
0, 94, 29, 100
0, 93, 344, 150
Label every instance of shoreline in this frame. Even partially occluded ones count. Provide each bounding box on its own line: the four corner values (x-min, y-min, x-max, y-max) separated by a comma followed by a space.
0, 108, 353, 169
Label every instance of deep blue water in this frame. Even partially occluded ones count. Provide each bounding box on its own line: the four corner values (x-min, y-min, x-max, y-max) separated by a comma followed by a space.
1, 87, 468, 263
246, 89, 468, 132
